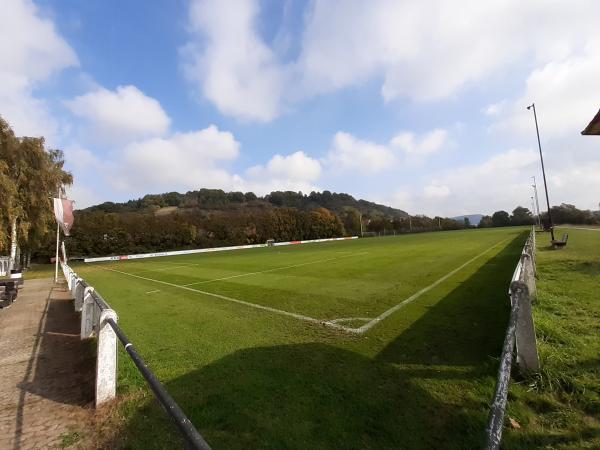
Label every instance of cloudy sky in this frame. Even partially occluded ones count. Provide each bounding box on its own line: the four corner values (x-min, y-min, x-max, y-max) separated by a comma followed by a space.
2, 0, 599, 216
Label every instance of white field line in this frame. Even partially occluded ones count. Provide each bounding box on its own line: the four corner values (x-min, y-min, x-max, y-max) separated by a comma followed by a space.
328, 317, 373, 324
104, 238, 509, 334
181, 252, 369, 287
559, 226, 600, 232
353, 237, 510, 334
103, 267, 355, 332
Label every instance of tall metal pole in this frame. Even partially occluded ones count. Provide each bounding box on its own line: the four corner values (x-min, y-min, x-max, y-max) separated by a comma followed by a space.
54, 188, 61, 283
531, 176, 542, 229
527, 103, 554, 241
359, 213, 364, 237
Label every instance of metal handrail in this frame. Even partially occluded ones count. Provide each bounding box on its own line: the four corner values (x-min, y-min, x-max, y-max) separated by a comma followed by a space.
60, 262, 211, 450
485, 227, 537, 449
107, 318, 212, 450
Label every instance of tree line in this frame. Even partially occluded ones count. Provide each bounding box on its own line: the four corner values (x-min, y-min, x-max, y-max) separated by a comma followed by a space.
84, 188, 409, 219
479, 205, 600, 228
0, 117, 72, 267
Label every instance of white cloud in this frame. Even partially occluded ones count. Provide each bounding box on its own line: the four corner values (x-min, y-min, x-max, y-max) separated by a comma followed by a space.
326, 131, 396, 174
179, 0, 599, 122
483, 101, 506, 117
93, 128, 322, 198
247, 151, 321, 182
181, 0, 287, 122
0, 0, 78, 139
299, 0, 600, 103
115, 125, 239, 192
423, 184, 450, 199
244, 151, 322, 194
494, 40, 600, 138
391, 128, 447, 156
66, 85, 171, 143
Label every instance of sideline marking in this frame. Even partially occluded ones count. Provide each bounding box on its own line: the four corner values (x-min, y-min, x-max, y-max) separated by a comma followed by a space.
146, 290, 161, 294
181, 252, 369, 287
559, 226, 600, 232
354, 238, 510, 333
104, 267, 354, 332
105, 238, 509, 334
327, 317, 373, 324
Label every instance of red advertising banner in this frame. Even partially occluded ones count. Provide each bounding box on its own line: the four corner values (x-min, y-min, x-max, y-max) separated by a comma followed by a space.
53, 198, 75, 236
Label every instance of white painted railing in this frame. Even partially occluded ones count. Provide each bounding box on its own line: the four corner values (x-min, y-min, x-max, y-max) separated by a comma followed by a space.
60, 262, 211, 448
61, 262, 118, 406
84, 236, 359, 263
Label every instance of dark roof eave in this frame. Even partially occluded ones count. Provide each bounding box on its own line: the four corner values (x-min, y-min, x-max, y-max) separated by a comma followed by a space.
581, 108, 600, 135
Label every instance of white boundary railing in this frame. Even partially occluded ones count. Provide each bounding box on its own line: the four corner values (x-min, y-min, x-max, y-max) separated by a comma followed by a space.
485, 227, 539, 449
62, 262, 118, 406
84, 236, 358, 263
60, 261, 211, 449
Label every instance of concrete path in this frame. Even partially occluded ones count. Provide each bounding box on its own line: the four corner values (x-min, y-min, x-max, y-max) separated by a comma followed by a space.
0, 279, 94, 450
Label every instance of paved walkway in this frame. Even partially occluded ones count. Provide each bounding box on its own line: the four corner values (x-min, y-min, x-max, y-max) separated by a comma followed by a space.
0, 279, 94, 450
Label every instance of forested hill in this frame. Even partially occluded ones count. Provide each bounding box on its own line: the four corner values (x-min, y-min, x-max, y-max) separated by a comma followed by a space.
82, 189, 408, 218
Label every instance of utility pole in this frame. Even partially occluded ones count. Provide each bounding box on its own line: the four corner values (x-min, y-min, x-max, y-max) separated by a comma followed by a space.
409, 216, 412, 232
54, 187, 61, 283
531, 176, 542, 229
359, 213, 364, 238
527, 103, 554, 241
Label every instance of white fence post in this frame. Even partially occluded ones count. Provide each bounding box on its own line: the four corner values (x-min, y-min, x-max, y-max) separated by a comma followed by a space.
74, 281, 85, 312
81, 287, 95, 338
96, 308, 118, 406
511, 280, 539, 373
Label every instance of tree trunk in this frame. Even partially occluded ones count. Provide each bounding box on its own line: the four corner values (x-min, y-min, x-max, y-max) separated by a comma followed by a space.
9, 217, 17, 270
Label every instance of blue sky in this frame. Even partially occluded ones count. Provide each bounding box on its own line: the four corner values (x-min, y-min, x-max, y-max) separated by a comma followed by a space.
2, 0, 599, 215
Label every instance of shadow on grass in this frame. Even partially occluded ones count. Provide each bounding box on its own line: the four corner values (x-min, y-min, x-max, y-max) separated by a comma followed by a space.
377, 235, 525, 366
108, 234, 532, 449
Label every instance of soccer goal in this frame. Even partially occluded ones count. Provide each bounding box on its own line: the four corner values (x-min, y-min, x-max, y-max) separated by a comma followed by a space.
266, 239, 275, 247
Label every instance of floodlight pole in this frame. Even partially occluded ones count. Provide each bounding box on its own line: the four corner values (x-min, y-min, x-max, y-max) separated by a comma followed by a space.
359, 213, 364, 237
54, 187, 61, 283
527, 103, 554, 241
531, 176, 542, 229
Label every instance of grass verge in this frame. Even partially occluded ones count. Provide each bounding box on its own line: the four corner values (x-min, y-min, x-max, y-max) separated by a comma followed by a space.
503, 227, 600, 448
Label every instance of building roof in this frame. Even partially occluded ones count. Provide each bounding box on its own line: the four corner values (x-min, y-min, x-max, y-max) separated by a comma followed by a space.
582, 108, 600, 135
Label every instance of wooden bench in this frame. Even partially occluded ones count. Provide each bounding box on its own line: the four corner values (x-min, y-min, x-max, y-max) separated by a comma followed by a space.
551, 233, 568, 249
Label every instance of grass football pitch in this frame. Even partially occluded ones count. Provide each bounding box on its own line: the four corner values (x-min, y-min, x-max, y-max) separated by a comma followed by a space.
77, 227, 527, 449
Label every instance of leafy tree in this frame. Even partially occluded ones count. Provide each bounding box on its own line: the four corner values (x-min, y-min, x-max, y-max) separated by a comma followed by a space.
478, 216, 493, 228
510, 206, 534, 226
491, 210, 511, 227
0, 117, 72, 265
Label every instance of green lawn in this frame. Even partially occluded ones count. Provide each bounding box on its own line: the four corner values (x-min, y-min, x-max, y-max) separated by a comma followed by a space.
74, 227, 527, 449
502, 227, 600, 448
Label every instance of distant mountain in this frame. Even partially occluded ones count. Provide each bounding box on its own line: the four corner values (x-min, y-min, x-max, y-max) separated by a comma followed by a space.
83, 189, 409, 219
451, 214, 484, 226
